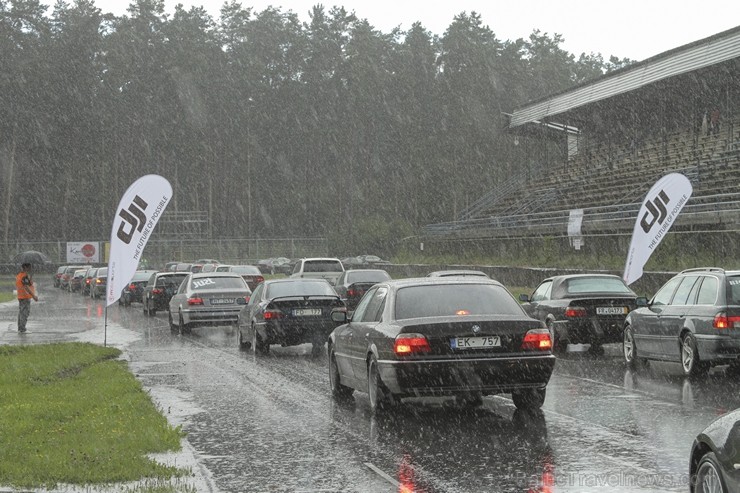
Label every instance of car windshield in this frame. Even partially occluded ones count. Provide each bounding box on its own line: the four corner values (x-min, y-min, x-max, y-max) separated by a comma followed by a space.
346, 271, 390, 283
266, 281, 336, 298
303, 261, 343, 272
230, 265, 260, 275
395, 284, 524, 320
97, 268, 107, 277
191, 277, 245, 290
132, 271, 153, 281
157, 275, 187, 287
563, 277, 633, 295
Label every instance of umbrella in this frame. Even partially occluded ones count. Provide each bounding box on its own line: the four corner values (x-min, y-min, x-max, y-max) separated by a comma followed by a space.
13, 250, 51, 265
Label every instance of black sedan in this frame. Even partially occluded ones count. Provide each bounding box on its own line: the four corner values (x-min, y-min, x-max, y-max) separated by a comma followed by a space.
236, 278, 346, 356
333, 269, 391, 312
690, 407, 740, 493
328, 278, 555, 413
519, 274, 637, 354
168, 272, 251, 334
142, 272, 188, 316
119, 270, 157, 306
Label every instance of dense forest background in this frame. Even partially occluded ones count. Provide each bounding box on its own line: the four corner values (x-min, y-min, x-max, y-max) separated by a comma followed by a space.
1, 0, 632, 251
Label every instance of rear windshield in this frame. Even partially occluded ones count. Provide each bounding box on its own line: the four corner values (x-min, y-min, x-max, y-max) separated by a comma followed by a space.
190, 277, 246, 291
230, 265, 260, 275
347, 271, 390, 283
157, 274, 187, 287
303, 260, 343, 273
728, 276, 740, 305
564, 277, 632, 295
132, 271, 154, 281
395, 284, 524, 320
266, 281, 336, 298
97, 268, 107, 277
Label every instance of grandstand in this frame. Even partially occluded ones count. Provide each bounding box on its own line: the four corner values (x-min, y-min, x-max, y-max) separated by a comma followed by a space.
424, 25, 740, 242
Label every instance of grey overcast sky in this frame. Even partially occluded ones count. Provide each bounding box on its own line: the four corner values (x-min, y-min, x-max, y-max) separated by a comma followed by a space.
93, 0, 740, 61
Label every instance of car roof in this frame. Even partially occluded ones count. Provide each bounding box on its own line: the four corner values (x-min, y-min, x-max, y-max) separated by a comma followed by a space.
190, 272, 243, 278
264, 277, 332, 285
378, 277, 504, 289
301, 257, 342, 262
345, 268, 390, 273
544, 273, 623, 282
427, 270, 488, 276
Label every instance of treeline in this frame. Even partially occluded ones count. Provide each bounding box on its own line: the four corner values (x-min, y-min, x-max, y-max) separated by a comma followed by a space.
0, 0, 631, 252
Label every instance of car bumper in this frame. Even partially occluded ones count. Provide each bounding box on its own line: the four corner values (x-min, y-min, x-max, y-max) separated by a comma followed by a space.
696, 333, 740, 363
183, 308, 241, 327
377, 354, 555, 396
554, 318, 625, 344
258, 320, 336, 346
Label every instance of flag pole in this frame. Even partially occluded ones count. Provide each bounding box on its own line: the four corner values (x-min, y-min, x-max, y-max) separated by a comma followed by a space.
104, 304, 108, 347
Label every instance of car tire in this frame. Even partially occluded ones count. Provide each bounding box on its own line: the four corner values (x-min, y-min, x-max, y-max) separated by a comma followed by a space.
237, 325, 251, 351
252, 324, 269, 355
547, 320, 567, 355
694, 452, 727, 493
168, 312, 177, 333
512, 387, 547, 410
178, 312, 191, 335
368, 355, 396, 413
681, 332, 709, 378
623, 325, 648, 368
329, 351, 353, 400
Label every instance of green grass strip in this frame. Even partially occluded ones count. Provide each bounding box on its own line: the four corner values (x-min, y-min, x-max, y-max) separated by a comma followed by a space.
0, 343, 186, 489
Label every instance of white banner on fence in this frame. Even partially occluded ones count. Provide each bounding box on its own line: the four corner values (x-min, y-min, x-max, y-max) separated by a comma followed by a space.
66, 242, 100, 263
106, 175, 172, 306
623, 173, 693, 285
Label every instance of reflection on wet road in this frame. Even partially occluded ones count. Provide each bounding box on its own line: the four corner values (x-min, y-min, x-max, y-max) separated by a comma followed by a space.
4, 282, 740, 492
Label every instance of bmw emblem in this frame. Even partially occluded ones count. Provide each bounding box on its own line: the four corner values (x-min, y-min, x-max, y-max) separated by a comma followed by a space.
472, 325, 481, 334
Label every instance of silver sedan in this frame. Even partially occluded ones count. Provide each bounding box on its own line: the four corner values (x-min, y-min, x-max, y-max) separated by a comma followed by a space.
168, 272, 251, 335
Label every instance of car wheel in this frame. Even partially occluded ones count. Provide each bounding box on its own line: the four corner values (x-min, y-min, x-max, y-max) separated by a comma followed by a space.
367, 355, 396, 413
512, 387, 547, 410
694, 452, 727, 493
142, 301, 150, 316
547, 320, 567, 355
237, 325, 251, 351
329, 350, 353, 399
178, 312, 191, 335
623, 325, 648, 368
168, 312, 177, 333
252, 324, 269, 355
681, 332, 709, 377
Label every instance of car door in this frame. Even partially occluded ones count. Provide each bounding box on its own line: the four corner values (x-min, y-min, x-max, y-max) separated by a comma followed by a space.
334, 288, 376, 382
170, 274, 191, 313
351, 287, 388, 383
524, 280, 554, 320
636, 276, 683, 357
658, 275, 700, 358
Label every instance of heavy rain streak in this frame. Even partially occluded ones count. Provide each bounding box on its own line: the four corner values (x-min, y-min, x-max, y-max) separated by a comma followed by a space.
1, 1, 740, 493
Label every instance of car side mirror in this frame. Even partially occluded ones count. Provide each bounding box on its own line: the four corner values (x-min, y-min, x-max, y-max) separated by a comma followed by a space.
519, 294, 530, 302
332, 310, 347, 323
635, 296, 649, 307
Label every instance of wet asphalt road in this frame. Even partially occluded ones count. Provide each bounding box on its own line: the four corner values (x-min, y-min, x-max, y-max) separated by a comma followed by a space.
3, 281, 740, 493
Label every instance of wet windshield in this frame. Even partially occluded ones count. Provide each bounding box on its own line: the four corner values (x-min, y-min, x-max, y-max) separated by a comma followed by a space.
395, 284, 524, 319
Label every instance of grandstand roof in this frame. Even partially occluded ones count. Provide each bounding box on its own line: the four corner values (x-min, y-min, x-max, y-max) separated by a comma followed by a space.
508, 25, 740, 129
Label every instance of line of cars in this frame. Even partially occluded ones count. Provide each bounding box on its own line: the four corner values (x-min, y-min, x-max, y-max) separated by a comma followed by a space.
53, 264, 108, 298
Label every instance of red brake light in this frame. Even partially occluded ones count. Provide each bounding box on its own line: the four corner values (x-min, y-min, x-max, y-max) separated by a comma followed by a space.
85, 279, 90, 285
521, 329, 553, 351
565, 307, 587, 318
187, 297, 204, 306
394, 334, 431, 355
263, 309, 282, 320
152, 288, 163, 295
128, 283, 136, 290
714, 312, 740, 329
256, 276, 264, 284
347, 288, 357, 297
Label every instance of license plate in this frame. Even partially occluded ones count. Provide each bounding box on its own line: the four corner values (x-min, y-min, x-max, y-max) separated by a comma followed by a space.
596, 306, 628, 315
293, 308, 322, 316
450, 336, 501, 349
210, 298, 235, 305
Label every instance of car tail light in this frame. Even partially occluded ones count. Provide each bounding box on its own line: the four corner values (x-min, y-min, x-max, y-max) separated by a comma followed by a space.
263, 309, 283, 320
152, 288, 163, 295
347, 288, 356, 297
242, 296, 250, 304
85, 279, 91, 285
95, 278, 103, 284
128, 283, 136, 290
394, 333, 432, 356
565, 306, 587, 318
187, 297, 204, 306
521, 329, 553, 351
713, 312, 740, 329
256, 276, 264, 284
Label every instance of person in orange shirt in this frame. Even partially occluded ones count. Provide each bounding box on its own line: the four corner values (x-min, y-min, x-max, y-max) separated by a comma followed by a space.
16, 263, 38, 333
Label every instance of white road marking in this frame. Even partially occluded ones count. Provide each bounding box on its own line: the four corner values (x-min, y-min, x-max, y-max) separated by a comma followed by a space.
364, 462, 399, 487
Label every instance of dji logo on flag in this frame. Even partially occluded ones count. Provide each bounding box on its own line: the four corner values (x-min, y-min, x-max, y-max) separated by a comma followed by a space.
116, 195, 149, 244
640, 190, 670, 234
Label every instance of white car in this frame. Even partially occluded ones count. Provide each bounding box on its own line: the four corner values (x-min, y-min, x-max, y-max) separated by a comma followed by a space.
289, 258, 345, 286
